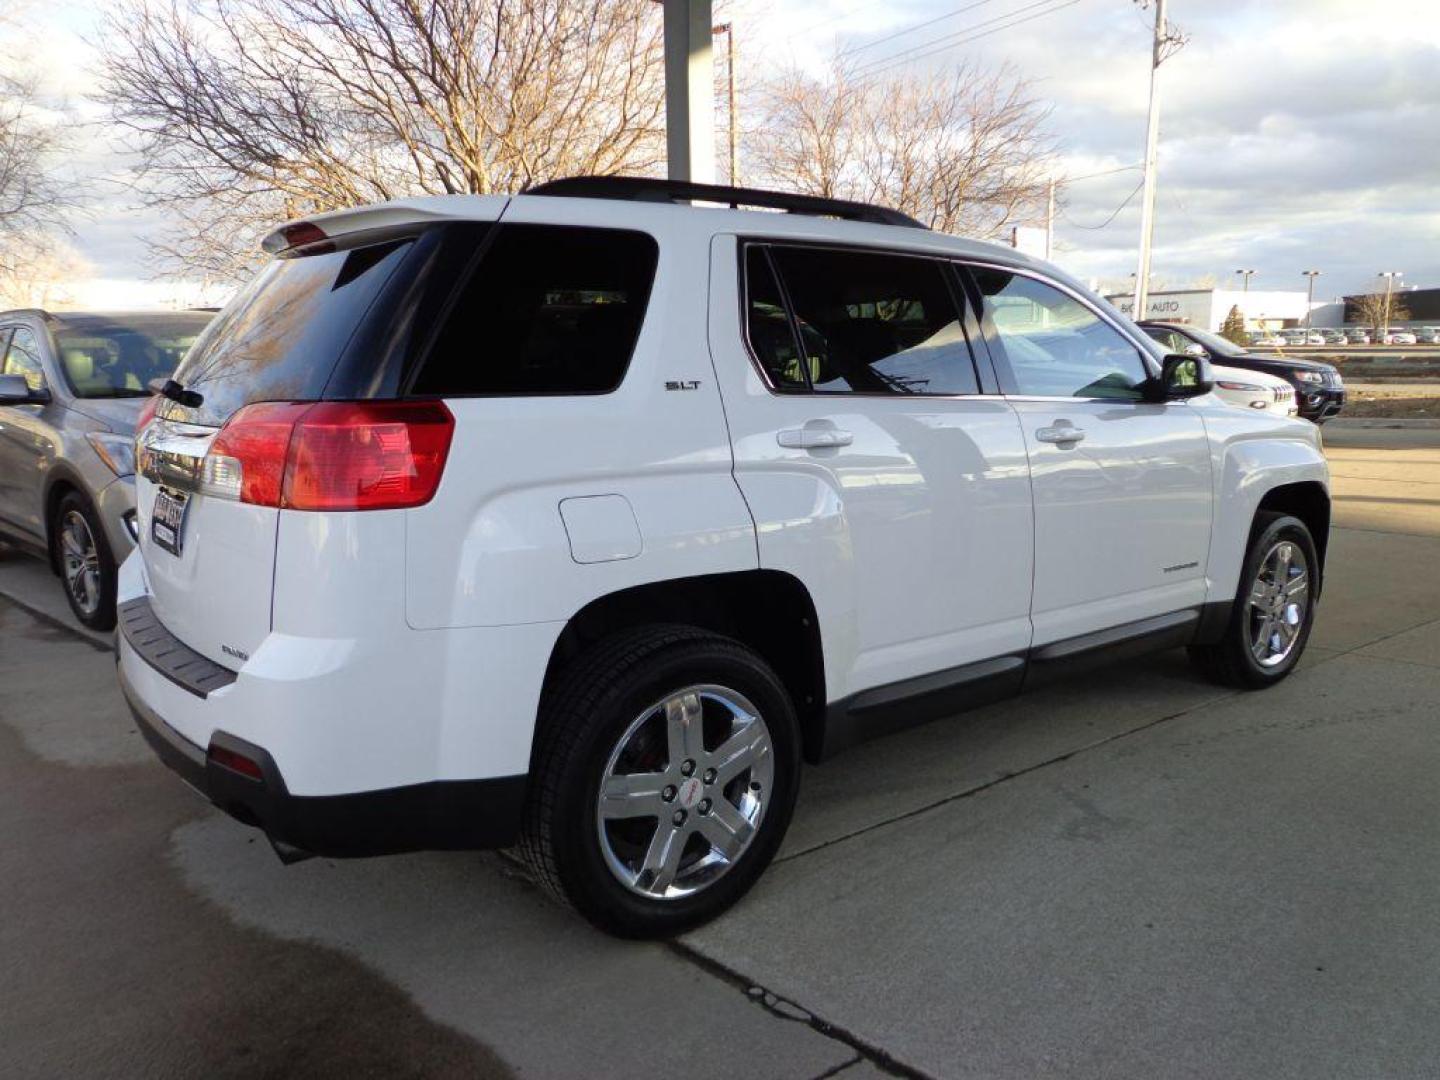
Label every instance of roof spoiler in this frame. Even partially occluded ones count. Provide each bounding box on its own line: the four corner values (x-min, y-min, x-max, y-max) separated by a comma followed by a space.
260, 195, 511, 254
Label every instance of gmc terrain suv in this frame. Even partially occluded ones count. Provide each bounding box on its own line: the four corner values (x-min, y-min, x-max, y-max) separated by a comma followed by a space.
117, 178, 1329, 937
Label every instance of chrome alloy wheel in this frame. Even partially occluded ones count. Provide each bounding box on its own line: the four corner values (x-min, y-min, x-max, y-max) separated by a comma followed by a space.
59, 510, 102, 618
1247, 539, 1310, 668
596, 685, 774, 900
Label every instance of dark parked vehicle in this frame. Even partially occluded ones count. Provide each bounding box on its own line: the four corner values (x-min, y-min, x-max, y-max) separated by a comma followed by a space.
1139, 321, 1346, 424
0, 309, 214, 628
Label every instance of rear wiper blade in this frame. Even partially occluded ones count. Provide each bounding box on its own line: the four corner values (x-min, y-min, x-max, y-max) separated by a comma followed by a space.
147, 377, 204, 408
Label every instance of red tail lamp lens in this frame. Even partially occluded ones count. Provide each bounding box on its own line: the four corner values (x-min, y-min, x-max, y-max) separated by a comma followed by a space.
203, 400, 454, 511
206, 402, 313, 507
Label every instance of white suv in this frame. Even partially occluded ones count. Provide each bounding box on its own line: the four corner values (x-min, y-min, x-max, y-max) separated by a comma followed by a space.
116, 178, 1329, 937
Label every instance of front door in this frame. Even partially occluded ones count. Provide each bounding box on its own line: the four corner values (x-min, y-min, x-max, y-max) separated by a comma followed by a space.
962, 265, 1213, 647
709, 238, 1035, 707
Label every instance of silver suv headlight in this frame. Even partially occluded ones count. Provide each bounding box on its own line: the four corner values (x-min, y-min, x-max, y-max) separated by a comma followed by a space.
86, 432, 137, 477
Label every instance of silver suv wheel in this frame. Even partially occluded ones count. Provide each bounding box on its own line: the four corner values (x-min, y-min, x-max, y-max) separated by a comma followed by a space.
60, 509, 103, 619
596, 684, 774, 899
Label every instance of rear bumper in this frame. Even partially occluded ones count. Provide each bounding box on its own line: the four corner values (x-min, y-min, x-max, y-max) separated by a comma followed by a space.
118, 655, 527, 856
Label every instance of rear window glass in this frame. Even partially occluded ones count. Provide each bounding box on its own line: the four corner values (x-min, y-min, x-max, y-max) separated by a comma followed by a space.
411, 224, 658, 396
170, 239, 412, 425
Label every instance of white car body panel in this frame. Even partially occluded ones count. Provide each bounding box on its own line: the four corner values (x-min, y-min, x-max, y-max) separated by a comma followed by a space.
1009, 398, 1213, 645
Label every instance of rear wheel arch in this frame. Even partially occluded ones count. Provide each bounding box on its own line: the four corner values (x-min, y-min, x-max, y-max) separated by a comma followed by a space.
538, 570, 828, 765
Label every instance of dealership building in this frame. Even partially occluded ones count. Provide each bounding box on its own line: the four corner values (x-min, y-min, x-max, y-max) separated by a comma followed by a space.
1105, 289, 1311, 331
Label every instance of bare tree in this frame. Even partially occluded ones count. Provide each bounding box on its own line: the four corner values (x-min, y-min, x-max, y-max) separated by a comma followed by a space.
0, 236, 90, 308
750, 61, 1053, 238
0, 3, 79, 299
98, 0, 669, 280
1352, 291, 1411, 337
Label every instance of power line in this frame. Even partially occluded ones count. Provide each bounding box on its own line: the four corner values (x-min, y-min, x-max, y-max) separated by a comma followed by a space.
852, 0, 1087, 82
838, 0, 1006, 57
1060, 178, 1145, 230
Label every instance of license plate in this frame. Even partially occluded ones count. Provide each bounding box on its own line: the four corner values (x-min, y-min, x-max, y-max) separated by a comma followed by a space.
151, 488, 188, 557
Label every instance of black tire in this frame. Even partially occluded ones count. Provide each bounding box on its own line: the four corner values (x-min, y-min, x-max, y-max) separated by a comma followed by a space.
52, 490, 118, 632
519, 624, 801, 938
1189, 511, 1317, 689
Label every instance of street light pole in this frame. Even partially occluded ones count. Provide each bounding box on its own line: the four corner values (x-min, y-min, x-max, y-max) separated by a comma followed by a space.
1235, 269, 1256, 294
712, 22, 738, 186
1302, 270, 1321, 328
1379, 271, 1403, 340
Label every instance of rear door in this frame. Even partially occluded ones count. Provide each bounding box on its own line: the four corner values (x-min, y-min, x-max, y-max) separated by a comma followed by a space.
711, 238, 1035, 706
136, 227, 459, 665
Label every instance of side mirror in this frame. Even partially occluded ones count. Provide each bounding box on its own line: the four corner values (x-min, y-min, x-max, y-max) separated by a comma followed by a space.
1143, 354, 1214, 403
0, 374, 47, 404
1184, 343, 1208, 358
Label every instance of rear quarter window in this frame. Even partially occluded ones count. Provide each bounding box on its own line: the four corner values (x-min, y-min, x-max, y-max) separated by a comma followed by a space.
410, 224, 658, 396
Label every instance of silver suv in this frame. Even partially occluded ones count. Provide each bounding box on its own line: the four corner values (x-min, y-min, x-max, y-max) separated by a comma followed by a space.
0, 309, 213, 629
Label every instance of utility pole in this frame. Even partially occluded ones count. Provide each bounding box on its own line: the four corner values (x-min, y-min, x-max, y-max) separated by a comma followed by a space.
1131, 0, 1168, 317
663, 0, 715, 183
713, 22, 738, 186
1301, 270, 1321, 328
1235, 268, 1256, 293
1380, 270, 1403, 338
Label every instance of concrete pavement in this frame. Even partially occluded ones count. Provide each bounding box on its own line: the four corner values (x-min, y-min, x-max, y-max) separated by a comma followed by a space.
3, 428, 1440, 1078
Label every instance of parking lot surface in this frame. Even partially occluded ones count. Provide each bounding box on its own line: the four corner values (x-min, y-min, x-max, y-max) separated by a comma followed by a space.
4, 428, 1440, 1079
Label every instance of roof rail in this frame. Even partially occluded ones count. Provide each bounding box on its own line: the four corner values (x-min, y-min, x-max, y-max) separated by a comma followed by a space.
525, 175, 928, 230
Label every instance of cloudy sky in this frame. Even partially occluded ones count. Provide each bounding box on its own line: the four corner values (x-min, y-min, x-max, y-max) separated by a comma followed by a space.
11, 0, 1440, 307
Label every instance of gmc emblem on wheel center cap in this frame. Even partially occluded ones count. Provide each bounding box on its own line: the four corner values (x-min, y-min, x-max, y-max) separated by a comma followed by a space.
677, 777, 704, 809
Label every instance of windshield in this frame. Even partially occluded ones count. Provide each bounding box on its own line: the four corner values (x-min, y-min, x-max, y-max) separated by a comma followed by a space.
54, 314, 214, 398
1176, 324, 1246, 358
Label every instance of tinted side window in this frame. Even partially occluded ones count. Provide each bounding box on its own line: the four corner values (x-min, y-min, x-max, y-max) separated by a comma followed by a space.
413, 224, 658, 396
744, 246, 807, 390
972, 269, 1148, 400
767, 246, 978, 396
4, 327, 47, 392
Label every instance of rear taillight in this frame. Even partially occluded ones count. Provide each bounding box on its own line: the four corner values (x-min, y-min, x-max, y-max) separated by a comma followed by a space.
202, 401, 454, 511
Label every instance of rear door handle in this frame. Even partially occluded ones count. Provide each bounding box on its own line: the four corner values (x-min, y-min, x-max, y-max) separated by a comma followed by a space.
1035, 424, 1085, 445
777, 427, 853, 449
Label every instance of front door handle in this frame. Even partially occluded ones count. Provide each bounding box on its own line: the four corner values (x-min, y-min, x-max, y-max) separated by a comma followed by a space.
777, 426, 854, 449
1035, 423, 1085, 446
